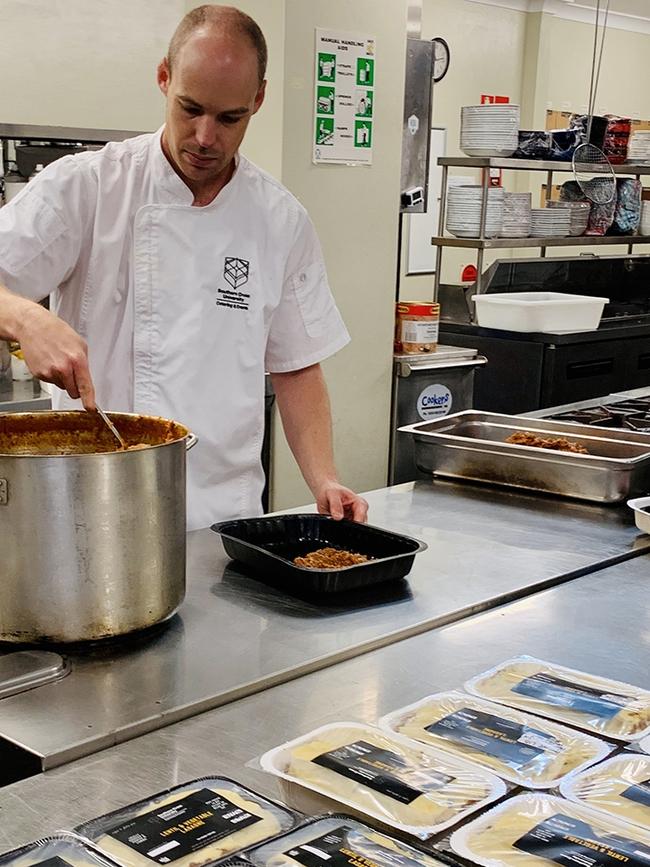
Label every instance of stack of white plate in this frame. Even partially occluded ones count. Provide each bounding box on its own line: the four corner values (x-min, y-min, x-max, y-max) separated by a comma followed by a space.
641, 201, 650, 235
627, 131, 650, 164
530, 208, 571, 238
501, 192, 531, 238
547, 201, 590, 236
446, 186, 505, 238
460, 104, 520, 158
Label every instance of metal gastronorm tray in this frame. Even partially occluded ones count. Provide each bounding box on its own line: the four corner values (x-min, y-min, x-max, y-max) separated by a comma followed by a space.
399, 410, 650, 503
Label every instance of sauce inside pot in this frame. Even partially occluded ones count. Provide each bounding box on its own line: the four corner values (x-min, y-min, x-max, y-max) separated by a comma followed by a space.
0, 411, 189, 455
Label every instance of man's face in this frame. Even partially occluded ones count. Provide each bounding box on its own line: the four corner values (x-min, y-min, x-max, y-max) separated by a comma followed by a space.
158, 30, 265, 192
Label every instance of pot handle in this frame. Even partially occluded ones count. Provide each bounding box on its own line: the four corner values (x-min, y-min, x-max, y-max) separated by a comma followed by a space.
185, 433, 198, 451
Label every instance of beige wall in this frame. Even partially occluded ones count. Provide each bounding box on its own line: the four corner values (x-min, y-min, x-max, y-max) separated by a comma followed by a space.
270, 0, 407, 509
0, 0, 284, 175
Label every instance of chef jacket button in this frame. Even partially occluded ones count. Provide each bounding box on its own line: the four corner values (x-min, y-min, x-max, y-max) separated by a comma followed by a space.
113, 290, 122, 303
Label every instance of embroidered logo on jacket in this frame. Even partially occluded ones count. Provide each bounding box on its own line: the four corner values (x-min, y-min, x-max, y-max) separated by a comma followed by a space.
224, 257, 250, 289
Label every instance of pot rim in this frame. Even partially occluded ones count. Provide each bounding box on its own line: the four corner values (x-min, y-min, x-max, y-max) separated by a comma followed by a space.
0, 410, 195, 458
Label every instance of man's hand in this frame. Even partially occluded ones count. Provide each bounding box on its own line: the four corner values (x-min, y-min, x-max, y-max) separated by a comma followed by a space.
10, 296, 96, 410
316, 480, 369, 523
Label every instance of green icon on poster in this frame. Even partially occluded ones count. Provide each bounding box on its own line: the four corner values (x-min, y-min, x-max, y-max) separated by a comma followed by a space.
356, 57, 374, 86
355, 89, 373, 118
318, 53, 336, 82
354, 121, 372, 148
316, 117, 335, 145
317, 86, 335, 115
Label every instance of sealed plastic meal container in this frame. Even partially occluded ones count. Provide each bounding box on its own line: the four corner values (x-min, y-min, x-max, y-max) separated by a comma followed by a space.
465, 656, 650, 741
379, 690, 613, 789
559, 753, 650, 830
0, 835, 122, 867
448, 792, 650, 867
640, 735, 650, 754
245, 815, 451, 867
211, 515, 427, 593
471, 292, 608, 333
74, 777, 298, 867
259, 722, 506, 840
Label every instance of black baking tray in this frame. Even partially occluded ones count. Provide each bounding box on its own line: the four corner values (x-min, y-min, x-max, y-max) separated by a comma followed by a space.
211, 514, 427, 592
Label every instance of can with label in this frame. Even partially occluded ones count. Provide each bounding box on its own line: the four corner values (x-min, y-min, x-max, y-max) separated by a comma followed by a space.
395, 302, 440, 354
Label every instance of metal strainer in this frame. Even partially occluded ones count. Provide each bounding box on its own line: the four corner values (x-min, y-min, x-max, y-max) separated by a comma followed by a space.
572, 0, 616, 206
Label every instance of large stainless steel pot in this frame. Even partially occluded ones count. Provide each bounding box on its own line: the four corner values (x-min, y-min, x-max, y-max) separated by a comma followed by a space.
0, 411, 196, 643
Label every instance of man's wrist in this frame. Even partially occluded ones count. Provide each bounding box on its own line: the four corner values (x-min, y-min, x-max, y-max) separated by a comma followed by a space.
10, 297, 41, 343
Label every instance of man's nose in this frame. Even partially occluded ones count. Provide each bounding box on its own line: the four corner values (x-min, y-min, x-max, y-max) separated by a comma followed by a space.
194, 115, 218, 150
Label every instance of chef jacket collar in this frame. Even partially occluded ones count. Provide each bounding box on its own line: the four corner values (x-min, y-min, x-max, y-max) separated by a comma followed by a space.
151, 125, 242, 207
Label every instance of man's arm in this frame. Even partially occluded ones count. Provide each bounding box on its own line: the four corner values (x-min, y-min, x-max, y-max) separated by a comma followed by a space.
0, 283, 96, 409
270, 363, 368, 522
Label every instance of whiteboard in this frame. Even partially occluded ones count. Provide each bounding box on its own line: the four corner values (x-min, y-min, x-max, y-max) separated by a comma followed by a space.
406, 127, 446, 275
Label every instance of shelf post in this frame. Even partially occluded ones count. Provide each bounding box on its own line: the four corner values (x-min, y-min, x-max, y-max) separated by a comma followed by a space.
433, 163, 449, 301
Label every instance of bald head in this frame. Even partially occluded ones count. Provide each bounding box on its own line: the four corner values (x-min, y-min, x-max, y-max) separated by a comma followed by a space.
168, 5, 267, 84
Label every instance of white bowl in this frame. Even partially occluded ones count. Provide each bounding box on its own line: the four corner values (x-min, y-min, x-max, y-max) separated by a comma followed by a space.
627, 497, 650, 534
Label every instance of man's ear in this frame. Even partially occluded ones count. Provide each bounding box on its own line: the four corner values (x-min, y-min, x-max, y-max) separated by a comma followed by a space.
252, 80, 267, 115
157, 57, 171, 96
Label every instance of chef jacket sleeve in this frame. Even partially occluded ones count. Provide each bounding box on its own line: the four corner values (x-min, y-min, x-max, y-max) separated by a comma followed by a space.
0, 157, 94, 301
265, 209, 350, 373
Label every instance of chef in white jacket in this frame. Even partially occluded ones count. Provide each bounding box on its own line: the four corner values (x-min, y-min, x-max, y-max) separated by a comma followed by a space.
0, 4, 368, 530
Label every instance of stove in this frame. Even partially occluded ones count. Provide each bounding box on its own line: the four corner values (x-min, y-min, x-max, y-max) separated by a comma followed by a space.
551, 396, 650, 432
439, 254, 650, 414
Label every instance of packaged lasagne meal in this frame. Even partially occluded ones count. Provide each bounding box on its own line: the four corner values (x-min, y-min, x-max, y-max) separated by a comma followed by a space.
560, 753, 650, 830
380, 690, 612, 788
245, 816, 449, 867
260, 722, 506, 839
0, 835, 119, 867
75, 777, 297, 867
449, 792, 650, 867
465, 656, 650, 740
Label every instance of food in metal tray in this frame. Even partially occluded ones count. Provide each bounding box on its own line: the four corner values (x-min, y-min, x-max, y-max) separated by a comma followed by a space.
560, 753, 650, 829
466, 656, 650, 740
293, 548, 369, 568
78, 778, 294, 867
262, 722, 506, 838
449, 792, 650, 867
381, 690, 612, 788
505, 431, 589, 454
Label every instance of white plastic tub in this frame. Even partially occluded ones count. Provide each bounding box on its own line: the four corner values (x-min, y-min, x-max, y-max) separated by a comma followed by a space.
472, 292, 609, 333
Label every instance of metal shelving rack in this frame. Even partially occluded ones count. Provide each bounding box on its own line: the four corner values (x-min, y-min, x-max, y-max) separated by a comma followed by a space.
0, 124, 147, 178
433, 156, 650, 296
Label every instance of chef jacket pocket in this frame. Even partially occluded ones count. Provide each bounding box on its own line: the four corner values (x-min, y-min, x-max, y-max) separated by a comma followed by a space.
291, 261, 334, 338
0, 191, 66, 276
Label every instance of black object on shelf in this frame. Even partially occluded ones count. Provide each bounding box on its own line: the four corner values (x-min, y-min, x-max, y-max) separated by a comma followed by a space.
211, 514, 427, 593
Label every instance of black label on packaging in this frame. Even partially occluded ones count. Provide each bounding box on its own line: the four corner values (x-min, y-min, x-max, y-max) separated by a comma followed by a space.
622, 778, 650, 809
107, 788, 263, 864
514, 812, 650, 867
284, 825, 423, 867
32, 859, 74, 867
425, 707, 562, 770
313, 740, 454, 805
512, 672, 633, 720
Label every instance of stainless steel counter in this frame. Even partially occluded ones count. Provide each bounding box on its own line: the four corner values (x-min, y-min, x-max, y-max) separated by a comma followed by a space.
0, 552, 647, 850
0, 378, 50, 412
0, 480, 647, 781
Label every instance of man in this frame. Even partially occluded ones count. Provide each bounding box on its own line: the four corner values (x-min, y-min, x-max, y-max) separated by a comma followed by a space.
0, 5, 368, 530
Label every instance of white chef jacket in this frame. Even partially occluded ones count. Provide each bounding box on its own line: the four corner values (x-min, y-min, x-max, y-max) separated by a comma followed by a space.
0, 129, 350, 529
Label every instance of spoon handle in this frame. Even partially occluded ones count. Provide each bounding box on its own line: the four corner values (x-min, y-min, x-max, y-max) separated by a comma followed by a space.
96, 406, 127, 450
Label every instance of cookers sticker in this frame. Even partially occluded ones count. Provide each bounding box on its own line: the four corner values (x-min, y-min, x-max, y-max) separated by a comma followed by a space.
417, 385, 452, 421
